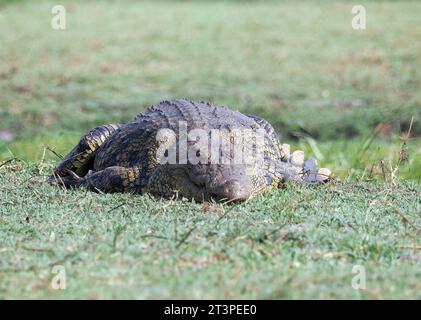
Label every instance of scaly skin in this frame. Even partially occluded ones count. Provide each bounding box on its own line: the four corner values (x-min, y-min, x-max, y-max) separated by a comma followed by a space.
48, 99, 331, 202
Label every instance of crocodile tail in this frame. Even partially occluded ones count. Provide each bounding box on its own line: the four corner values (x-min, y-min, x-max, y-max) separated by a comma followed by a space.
279, 144, 332, 184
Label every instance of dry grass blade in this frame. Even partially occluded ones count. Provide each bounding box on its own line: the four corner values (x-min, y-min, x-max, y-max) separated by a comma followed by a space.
45, 146, 63, 160
176, 226, 197, 249
399, 244, 421, 250
382, 201, 419, 233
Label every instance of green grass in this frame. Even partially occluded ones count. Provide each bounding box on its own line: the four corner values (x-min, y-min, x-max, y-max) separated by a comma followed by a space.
1, 0, 420, 141
0, 0, 420, 299
0, 162, 420, 299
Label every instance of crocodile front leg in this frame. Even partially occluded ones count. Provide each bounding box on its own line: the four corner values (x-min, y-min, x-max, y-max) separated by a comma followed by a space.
52, 124, 122, 178
275, 147, 332, 185
51, 166, 142, 193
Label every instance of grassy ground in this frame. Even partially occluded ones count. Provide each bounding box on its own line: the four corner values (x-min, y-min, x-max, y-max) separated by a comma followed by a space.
0, 0, 420, 299
1, 162, 420, 299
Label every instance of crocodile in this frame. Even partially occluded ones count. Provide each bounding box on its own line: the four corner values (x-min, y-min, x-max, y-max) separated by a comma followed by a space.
48, 99, 331, 202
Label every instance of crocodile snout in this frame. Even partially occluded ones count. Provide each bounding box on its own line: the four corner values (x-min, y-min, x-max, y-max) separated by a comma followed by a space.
207, 179, 251, 202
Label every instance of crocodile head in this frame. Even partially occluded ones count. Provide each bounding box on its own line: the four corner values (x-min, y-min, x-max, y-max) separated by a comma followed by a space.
162, 163, 262, 203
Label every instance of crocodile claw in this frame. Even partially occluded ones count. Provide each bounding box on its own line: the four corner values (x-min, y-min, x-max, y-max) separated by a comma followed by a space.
282, 145, 332, 184
290, 150, 304, 167
317, 167, 332, 182
47, 169, 83, 189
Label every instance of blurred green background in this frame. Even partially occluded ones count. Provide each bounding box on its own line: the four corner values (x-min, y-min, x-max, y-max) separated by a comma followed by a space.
0, 0, 420, 180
